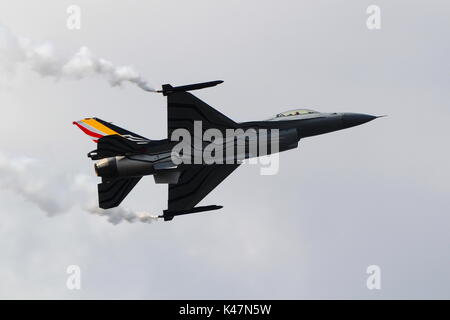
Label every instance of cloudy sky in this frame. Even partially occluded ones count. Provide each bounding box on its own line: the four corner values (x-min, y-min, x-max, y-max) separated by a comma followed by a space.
0, 0, 449, 299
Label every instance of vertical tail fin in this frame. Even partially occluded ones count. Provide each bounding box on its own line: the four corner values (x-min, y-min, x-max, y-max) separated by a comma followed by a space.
73, 118, 149, 143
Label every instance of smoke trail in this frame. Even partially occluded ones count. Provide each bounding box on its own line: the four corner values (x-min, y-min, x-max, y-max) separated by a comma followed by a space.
0, 24, 155, 91
0, 153, 159, 225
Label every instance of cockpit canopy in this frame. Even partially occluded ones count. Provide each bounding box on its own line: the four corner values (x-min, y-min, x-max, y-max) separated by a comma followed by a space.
275, 109, 318, 118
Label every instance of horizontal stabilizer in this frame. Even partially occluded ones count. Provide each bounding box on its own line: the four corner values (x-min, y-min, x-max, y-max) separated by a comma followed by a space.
98, 177, 142, 209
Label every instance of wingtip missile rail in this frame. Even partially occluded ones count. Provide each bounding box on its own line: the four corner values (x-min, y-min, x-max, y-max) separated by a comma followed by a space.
157, 80, 224, 96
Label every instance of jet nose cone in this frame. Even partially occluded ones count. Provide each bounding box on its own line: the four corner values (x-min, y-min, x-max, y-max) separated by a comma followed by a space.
342, 113, 378, 128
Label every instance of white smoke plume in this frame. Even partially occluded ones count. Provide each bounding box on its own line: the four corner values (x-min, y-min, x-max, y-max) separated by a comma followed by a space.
0, 24, 155, 91
0, 153, 159, 225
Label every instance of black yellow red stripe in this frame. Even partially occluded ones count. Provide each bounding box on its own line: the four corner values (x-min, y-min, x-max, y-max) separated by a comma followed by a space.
73, 118, 120, 143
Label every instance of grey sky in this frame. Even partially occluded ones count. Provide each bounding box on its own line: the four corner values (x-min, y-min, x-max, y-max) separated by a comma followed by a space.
0, 0, 449, 299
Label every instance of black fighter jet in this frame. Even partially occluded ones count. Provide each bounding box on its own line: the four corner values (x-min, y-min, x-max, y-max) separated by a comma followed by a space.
74, 80, 381, 221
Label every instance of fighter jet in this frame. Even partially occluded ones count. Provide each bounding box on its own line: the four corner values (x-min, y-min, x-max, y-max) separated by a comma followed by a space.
74, 80, 381, 221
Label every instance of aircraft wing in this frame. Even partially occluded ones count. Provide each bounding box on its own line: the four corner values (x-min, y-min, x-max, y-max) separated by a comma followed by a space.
167, 90, 238, 137
161, 81, 240, 220
163, 164, 240, 220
